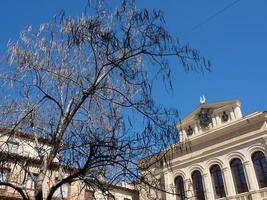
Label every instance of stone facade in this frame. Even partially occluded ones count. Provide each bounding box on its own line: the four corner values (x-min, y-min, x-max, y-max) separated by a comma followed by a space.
140, 99, 267, 200
0, 130, 138, 200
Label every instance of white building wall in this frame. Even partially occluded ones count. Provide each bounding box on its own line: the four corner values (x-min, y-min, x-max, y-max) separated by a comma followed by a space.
146, 100, 267, 200
161, 139, 267, 200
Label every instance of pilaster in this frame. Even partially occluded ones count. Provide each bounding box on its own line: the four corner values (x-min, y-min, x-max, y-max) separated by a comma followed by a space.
164, 172, 180, 200
215, 115, 221, 126
234, 106, 242, 118
243, 160, 258, 191
184, 179, 193, 200
230, 111, 235, 121
222, 167, 235, 196
243, 160, 260, 199
203, 173, 213, 200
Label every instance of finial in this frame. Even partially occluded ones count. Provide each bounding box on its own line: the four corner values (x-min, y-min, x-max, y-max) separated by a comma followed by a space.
200, 95, 206, 104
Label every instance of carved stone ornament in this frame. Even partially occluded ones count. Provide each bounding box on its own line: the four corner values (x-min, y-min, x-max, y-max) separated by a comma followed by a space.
221, 111, 229, 122
197, 108, 213, 128
186, 125, 194, 136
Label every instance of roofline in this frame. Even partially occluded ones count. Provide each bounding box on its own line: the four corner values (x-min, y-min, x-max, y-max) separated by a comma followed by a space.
0, 128, 52, 145
138, 111, 267, 170
110, 184, 139, 194
176, 111, 266, 148
178, 99, 240, 125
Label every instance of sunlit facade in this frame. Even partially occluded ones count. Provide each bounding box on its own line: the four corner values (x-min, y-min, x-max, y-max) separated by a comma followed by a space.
0, 130, 138, 200
141, 99, 267, 200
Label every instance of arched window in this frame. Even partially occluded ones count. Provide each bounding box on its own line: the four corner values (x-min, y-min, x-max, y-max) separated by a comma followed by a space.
175, 176, 185, 200
230, 158, 248, 193
191, 170, 205, 200
210, 164, 226, 198
252, 151, 267, 188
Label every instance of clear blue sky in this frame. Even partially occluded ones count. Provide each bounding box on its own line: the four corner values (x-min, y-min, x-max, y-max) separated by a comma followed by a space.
0, 0, 266, 119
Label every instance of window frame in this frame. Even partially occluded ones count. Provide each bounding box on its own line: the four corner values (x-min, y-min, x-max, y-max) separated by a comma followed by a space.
251, 151, 267, 188
175, 176, 186, 200
0, 168, 11, 189
191, 170, 206, 200
210, 164, 226, 198
6, 141, 19, 154
230, 158, 249, 194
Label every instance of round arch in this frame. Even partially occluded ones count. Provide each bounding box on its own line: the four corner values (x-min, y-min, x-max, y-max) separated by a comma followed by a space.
247, 144, 266, 157
173, 170, 187, 182
226, 151, 246, 164
206, 158, 225, 170
188, 164, 205, 175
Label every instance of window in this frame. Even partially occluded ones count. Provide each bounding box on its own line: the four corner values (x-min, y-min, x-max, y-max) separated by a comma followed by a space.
26, 174, 37, 189
191, 170, 205, 200
6, 141, 19, 154
175, 176, 185, 200
252, 151, 267, 188
108, 194, 115, 200
0, 168, 10, 189
210, 165, 226, 198
54, 183, 69, 198
230, 158, 248, 193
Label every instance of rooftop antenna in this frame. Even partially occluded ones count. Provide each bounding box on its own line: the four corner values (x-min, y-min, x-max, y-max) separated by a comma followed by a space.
200, 95, 206, 104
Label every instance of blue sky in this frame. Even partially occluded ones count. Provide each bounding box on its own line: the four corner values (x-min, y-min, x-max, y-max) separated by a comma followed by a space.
0, 0, 266, 119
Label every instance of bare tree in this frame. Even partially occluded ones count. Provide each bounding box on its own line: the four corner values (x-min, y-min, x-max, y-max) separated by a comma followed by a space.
0, 0, 210, 199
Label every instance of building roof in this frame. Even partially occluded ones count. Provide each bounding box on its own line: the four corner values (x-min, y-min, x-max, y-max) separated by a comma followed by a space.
178, 99, 240, 125
0, 128, 52, 145
110, 184, 139, 194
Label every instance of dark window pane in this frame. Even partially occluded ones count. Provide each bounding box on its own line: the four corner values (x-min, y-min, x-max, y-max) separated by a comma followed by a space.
192, 170, 206, 200
7, 141, 19, 154
210, 164, 226, 198
252, 151, 267, 188
230, 158, 248, 193
0, 168, 10, 189
175, 176, 185, 200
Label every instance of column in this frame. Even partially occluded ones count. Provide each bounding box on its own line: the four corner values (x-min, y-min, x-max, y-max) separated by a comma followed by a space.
203, 173, 214, 200
230, 111, 235, 121
243, 161, 258, 190
212, 115, 217, 128
243, 160, 260, 199
184, 178, 193, 200
222, 167, 235, 197
234, 106, 242, 118
215, 115, 221, 126
164, 172, 176, 200
203, 173, 213, 200
194, 124, 198, 135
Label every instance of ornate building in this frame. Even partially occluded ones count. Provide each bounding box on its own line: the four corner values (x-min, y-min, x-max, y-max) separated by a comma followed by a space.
140, 99, 267, 200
